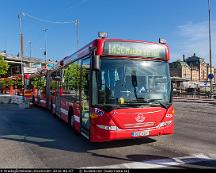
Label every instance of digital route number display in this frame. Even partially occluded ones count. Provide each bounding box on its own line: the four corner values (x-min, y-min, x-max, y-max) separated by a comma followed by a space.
103, 41, 167, 59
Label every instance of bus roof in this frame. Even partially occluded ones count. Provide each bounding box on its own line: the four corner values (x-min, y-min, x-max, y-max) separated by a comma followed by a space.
53, 38, 170, 71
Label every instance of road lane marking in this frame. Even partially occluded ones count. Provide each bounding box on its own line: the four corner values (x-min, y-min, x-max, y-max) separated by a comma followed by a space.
82, 154, 216, 169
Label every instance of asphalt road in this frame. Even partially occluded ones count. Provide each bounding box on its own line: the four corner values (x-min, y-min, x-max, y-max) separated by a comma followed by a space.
0, 102, 215, 169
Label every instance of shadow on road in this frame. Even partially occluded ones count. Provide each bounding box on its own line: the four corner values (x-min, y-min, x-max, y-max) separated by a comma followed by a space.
0, 104, 156, 153
1, 104, 216, 168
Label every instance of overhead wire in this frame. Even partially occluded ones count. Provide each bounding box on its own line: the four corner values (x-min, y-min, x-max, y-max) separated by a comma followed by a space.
20, 11, 79, 49
22, 11, 76, 24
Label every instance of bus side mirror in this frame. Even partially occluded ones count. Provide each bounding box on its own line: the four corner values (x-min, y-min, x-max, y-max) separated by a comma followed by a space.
93, 55, 100, 70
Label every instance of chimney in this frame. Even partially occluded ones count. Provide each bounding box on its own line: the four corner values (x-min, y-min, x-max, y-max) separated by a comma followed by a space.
183, 54, 186, 62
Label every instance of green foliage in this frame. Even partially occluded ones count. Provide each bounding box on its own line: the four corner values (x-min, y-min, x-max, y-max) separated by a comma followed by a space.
30, 77, 46, 90
0, 79, 14, 88
2, 80, 7, 87
7, 79, 14, 86
63, 63, 80, 90
63, 63, 87, 90
51, 80, 58, 90
14, 78, 22, 88
0, 55, 9, 75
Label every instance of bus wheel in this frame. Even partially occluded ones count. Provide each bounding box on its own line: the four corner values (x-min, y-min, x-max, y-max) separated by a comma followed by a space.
68, 108, 74, 129
32, 95, 35, 104
50, 101, 54, 115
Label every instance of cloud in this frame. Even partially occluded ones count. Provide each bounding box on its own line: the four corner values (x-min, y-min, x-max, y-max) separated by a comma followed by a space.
172, 20, 216, 67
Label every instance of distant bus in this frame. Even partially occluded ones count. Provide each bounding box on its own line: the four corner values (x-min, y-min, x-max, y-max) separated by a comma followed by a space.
30, 69, 48, 108
33, 33, 174, 142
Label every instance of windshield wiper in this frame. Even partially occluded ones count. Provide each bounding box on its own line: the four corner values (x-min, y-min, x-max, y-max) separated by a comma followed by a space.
93, 104, 120, 112
145, 99, 172, 109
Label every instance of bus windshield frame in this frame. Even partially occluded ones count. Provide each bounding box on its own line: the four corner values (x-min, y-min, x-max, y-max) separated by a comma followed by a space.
94, 57, 171, 109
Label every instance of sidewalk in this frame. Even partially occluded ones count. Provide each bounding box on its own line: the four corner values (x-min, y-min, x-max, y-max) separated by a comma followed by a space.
173, 97, 216, 104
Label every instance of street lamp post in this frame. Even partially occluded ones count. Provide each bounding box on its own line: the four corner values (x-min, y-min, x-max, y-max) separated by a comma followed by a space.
18, 12, 25, 100
208, 0, 213, 96
75, 19, 79, 50
28, 41, 32, 58
42, 28, 48, 69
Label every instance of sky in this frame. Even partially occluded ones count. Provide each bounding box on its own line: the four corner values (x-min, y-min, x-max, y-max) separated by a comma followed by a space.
0, 0, 216, 67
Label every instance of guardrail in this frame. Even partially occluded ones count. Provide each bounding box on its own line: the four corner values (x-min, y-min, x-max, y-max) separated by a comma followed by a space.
0, 94, 32, 108
173, 93, 216, 99
0, 94, 11, 104
11, 95, 24, 104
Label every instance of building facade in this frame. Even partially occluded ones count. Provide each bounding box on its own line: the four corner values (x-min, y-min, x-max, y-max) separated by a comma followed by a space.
170, 54, 216, 93
185, 53, 208, 82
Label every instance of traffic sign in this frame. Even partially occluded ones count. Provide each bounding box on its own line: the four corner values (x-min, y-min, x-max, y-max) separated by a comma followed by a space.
208, 73, 214, 80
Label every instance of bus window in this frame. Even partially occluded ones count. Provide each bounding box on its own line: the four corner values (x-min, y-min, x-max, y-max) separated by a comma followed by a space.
62, 61, 79, 101
81, 58, 91, 131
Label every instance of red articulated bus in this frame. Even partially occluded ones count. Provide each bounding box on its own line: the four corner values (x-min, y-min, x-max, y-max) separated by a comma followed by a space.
37, 33, 174, 142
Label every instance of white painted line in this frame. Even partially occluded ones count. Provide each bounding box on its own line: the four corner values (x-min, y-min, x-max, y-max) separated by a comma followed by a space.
82, 154, 215, 169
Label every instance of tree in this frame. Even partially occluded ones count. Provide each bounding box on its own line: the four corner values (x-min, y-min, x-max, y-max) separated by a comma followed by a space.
0, 55, 9, 76
30, 77, 45, 90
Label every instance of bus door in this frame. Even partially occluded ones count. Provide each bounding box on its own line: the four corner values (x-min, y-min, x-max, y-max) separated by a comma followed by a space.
55, 81, 61, 117
80, 57, 91, 138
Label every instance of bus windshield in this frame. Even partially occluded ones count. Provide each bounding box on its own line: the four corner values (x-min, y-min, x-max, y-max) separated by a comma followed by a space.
97, 58, 171, 107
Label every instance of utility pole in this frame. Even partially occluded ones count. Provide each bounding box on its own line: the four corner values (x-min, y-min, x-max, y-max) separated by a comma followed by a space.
18, 12, 25, 100
75, 19, 79, 50
208, 0, 213, 96
42, 28, 48, 69
28, 41, 32, 58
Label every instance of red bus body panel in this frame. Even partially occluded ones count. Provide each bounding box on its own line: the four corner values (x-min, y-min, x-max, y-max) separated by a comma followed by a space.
90, 105, 174, 142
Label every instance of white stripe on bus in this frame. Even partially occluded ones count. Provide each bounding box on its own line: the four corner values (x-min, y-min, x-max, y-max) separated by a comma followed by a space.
81, 132, 89, 139
40, 100, 46, 104
60, 108, 68, 116
59, 108, 80, 123
74, 115, 80, 123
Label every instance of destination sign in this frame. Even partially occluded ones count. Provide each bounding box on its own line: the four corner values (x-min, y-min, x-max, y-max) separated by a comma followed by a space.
103, 41, 167, 59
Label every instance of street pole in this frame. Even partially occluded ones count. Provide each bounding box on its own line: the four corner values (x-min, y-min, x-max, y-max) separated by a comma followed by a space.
28, 41, 32, 58
208, 0, 213, 96
75, 19, 79, 50
18, 12, 25, 100
42, 28, 48, 69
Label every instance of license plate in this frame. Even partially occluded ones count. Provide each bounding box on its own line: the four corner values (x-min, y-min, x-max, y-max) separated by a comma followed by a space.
132, 131, 149, 137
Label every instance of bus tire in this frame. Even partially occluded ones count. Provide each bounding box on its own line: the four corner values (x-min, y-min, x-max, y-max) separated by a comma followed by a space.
68, 108, 74, 128
68, 108, 79, 135
50, 101, 54, 115
32, 95, 35, 105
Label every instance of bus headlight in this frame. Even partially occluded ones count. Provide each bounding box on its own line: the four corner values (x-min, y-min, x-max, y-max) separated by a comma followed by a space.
158, 121, 172, 128
97, 125, 119, 131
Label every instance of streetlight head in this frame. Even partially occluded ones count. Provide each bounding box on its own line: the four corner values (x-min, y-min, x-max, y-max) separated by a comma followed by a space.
159, 38, 167, 44
98, 32, 108, 39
